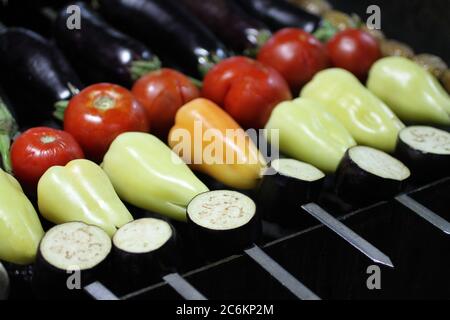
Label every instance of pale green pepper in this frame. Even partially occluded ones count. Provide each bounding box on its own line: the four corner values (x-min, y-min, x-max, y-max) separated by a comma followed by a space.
301, 68, 405, 152
265, 98, 356, 172
102, 132, 209, 222
367, 57, 450, 125
0, 168, 44, 265
38, 159, 133, 236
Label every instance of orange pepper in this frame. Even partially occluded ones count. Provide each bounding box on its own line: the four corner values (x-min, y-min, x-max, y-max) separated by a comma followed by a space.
169, 98, 266, 190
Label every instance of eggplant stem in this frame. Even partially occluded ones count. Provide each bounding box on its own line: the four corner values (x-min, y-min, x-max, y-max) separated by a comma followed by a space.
0, 98, 17, 174
130, 57, 162, 80
313, 20, 338, 42
53, 100, 69, 121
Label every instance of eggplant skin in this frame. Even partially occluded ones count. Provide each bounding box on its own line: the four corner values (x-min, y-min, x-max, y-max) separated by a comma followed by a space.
257, 170, 324, 227
335, 150, 409, 205
180, 0, 270, 53
98, 0, 230, 77
0, 28, 83, 126
234, 0, 321, 33
395, 137, 450, 184
55, 2, 158, 87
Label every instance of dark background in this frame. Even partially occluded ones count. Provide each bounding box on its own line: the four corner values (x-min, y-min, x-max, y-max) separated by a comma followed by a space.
330, 0, 450, 64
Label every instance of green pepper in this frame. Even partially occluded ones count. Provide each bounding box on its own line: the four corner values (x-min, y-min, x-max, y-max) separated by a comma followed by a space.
0, 168, 44, 265
102, 132, 209, 222
367, 57, 450, 126
301, 68, 404, 152
265, 98, 356, 172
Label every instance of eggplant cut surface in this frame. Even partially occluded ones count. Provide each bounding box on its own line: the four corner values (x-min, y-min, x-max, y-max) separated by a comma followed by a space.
335, 146, 411, 205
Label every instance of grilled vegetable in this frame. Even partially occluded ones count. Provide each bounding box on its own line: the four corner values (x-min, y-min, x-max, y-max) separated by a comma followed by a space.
257, 159, 325, 226
11, 127, 84, 193
55, 2, 160, 87
168, 98, 266, 190
38, 159, 134, 236
322, 10, 357, 31
335, 146, 411, 205
0, 169, 44, 265
132, 69, 200, 139
112, 218, 177, 291
235, 0, 321, 33
380, 39, 414, 59
180, 0, 271, 55
413, 54, 448, 79
0, 88, 18, 174
63, 83, 149, 162
97, 0, 229, 77
287, 0, 332, 16
441, 70, 450, 94
0, 262, 9, 300
202, 57, 292, 129
301, 68, 404, 152
33, 222, 111, 300
187, 190, 260, 261
102, 132, 209, 222
395, 126, 450, 182
264, 98, 356, 172
367, 57, 450, 126
0, 28, 82, 126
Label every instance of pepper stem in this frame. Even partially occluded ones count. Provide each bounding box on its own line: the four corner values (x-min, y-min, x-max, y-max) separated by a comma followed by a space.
130, 57, 162, 81
53, 100, 69, 121
0, 98, 18, 173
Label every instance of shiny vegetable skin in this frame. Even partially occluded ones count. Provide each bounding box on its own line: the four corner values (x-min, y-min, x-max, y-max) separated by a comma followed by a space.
64, 83, 149, 162
54, 2, 160, 87
11, 127, 84, 193
258, 28, 329, 94
98, 0, 229, 77
0, 28, 83, 126
327, 29, 381, 80
202, 57, 292, 129
132, 69, 200, 140
235, 0, 320, 33
180, 0, 271, 54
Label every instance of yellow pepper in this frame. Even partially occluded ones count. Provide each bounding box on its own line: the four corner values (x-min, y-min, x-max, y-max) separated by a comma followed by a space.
0, 169, 44, 265
367, 57, 450, 125
38, 159, 133, 236
168, 98, 266, 190
102, 132, 209, 222
265, 98, 356, 172
301, 68, 405, 152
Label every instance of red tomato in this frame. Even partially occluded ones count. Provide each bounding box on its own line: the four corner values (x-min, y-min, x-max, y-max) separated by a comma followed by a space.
132, 68, 200, 140
64, 83, 149, 162
327, 29, 381, 79
11, 127, 84, 192
202, 57, 292, 129
258, 28, 329, 94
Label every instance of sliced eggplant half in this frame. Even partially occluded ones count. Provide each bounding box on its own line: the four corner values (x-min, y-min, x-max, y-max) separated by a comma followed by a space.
0, 262, 9, 300
335, 146, 411, 205
112, 218, 177, 291
395, 126, 450, 182
187, 190, 260, 261
257, 158, 325, 226
33, 222, 111, 299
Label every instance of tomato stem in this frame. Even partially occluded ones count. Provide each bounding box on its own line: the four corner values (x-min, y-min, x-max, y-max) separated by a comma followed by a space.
0, 98, 17, 174
130, 57, 162, 81
53, 100, 69, 121
313, 20, 338, 42
93, 95, 116, 111
40, 136, 57, 144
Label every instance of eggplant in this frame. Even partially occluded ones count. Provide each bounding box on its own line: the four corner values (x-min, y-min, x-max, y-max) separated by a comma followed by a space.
187, 190, 260, 262
111, 218, 178, 292
54, 2, 160, 87
257, 159, 325, 227
335, 146, 411, 205
33, 222, 111, 300
97, 0, 230, 77
179, 0, 271, 55
234, 0, 321, 33
395, 126, 450, 183
0, 262, 9, 300
0, 28, 83, 126
0, 87, 18, 174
